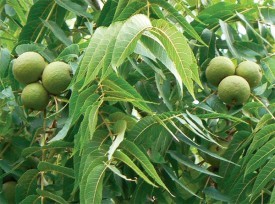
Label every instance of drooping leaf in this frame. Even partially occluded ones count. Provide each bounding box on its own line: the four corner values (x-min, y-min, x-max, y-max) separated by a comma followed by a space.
120, 140, 172, 195
107, 120, 127, 160
83, 164, 107, 204
37, 161, 74, 178
41, 20, 72, 46
55, 0, 92, 18
203, 187, 230, 202
19, 0, 66, 43
15, 169, 39, 203
168, 151, 221, 178
151, 19, 201, 98
162, 165, 201, 199
113, 150, 157, 187
36, 189, 68, 204
111, 14, 152, 68
102, 73, 152, 114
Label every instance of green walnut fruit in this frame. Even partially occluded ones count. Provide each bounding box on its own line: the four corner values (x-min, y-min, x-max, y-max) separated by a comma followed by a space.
236, 60, 262, 88
12, 52, 45, 84
205, 56, 236, 86
201, 141, 229, 168
218, 75, 250, 105
42, 61, 72, 95
2, 181, 16, 204
21, 83, 49, 110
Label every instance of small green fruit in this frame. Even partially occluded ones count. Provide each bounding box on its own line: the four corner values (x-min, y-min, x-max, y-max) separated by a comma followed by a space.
2, 181, 16, 204
218, 75, 250, 105
205, 56, 235, 86
236, 60, 262, 88
13, 52, 45, 84
42, 61, 72, 95
21, 83, 49, 110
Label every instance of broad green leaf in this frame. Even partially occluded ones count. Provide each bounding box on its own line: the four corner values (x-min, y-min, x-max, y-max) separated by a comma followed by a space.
260, 7, 275, 24
168, 151, 221, 177
0, 48, 10, 78
151, 19, 200, 98
55, 0, 92, 18
113, 0, 130, 19
80, 155, 107, 202
19, 195, 40, 204
15, 169, 39, 203
15, 44, 46, 55
37, 161, 74, 178
80, 22, 123, 90
75, 142, 104, 188
56, 44, 79, 61
113, 150, 157, 187
49, 118, 72, 142
36, 189, 68, 204
96, 0, 119, 26
120, 140, 172, 195
107, 120, 127, 160
114, 1, 146, 22
19, 0, 66, 43
199, 29, 216, 64
69, 85, 98, 124
7, 0, 27, 24
41, 20, 72, 46
111, 14, 152, 68
245, 137, 275, 175
84, 164, 107, 204
251, 156, 275, 200
162, 165, 201, 199
262, 56, 275, 85
88, 101, 102, 140
219, 20, 239, 58
76, 28, 106, 82
270, 186, 275, 204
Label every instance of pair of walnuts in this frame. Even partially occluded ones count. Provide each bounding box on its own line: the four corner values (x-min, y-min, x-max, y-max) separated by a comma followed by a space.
205, 56, 263, 105
13, 52, 72, 111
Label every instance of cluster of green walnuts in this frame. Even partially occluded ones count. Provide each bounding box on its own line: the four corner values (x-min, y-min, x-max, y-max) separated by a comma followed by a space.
13, 52, 72, 111
205, 56, 263, 105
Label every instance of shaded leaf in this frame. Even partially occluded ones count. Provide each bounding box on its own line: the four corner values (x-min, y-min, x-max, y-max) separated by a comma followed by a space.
37, 162, 74, 178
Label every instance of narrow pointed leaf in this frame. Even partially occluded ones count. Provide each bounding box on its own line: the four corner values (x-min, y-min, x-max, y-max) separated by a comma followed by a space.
113, 150, 157, 187
251, 156, 275, 199
37, 162, 74, 178
120, 140, 172, 195
245, 137, 275, 175
36, 189, 68, 204
84, 164, 107, 204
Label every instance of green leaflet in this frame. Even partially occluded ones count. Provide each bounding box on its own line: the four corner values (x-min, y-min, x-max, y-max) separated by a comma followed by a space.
120, 140, 173, 196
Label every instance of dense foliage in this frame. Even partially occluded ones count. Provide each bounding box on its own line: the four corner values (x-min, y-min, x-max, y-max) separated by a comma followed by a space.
0, 0, 274, 203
